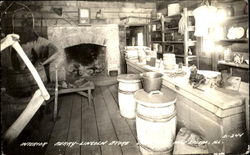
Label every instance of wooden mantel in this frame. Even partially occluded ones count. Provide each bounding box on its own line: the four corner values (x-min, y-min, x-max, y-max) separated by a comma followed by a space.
126, 59, 249, 153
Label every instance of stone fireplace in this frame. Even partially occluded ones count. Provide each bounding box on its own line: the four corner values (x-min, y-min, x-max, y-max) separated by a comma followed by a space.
65, 44, 106, 82
47, 24, 120, 81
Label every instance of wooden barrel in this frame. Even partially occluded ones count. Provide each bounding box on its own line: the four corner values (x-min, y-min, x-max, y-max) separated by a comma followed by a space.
117, 74, 141, 119
134, 89, 177, 155
2, 65, 47, 97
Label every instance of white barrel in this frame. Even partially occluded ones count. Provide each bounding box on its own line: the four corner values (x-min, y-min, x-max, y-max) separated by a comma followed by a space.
118, 74, 141, 92
118, 81, 141, 92
118, 90, 137, 119
117, 74, 141, 119
134, 89, 177, 155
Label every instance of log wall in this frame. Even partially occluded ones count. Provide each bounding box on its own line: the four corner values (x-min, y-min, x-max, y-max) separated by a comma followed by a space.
2, 1, 156, 30
1, 1, 156, 74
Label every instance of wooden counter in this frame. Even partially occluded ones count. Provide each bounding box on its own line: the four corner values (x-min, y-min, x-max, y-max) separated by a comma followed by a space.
126, 59, 249, 153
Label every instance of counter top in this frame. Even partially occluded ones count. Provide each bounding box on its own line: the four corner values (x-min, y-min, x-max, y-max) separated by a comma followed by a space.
126, 59, 249, 117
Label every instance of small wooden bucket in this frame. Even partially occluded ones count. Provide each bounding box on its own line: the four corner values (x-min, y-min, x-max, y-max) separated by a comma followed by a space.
134, 89, 177, 155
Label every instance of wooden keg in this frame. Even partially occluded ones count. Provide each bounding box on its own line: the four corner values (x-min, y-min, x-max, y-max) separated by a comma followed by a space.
134, 89, 177, 155
2, 65, 47, 97
117, 74, 141, 119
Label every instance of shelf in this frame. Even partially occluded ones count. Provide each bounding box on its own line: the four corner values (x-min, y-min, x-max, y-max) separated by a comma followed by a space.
218, 60, 249, 69
164, 26, 195, 31
149, 8, 198, 68
187, 55, 197, 61
216, 38, 248, 43
151, 41, 163, 43
151, 19, 161, 22
164, 14, 181, 20
175, 55, 197, 61
165, 27, 179, 30
187, 26, 195, 31
175, 54, 185, 57
164, 40, 196, 45
151, 30, 162, 32
175, 55, 197, 58
165, 41, 184, 44
225, 15, 248, 22
187, 55, 197, 58
188, 40, 197, 46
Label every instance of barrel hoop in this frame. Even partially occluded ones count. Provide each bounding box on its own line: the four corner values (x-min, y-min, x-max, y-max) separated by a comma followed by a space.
137, 99, 176, 108
138, 142, 173, 153
118, 89, 136, 94
120, 113, 136, 120
119, 81, 141, 84
136, 109, 176, 122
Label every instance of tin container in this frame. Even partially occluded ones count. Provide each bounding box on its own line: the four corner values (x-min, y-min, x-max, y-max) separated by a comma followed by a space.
140, 72, 163, 93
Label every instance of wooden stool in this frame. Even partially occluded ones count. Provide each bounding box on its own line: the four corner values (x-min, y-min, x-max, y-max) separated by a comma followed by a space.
48, 68, 95, 121
52, 81, 95, 121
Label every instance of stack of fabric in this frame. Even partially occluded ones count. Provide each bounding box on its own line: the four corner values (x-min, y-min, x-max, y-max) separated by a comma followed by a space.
125, 46, 150, 60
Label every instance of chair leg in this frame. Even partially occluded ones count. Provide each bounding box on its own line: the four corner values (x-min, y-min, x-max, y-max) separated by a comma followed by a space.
53, 92, 58, 121
88, 89, 92, 106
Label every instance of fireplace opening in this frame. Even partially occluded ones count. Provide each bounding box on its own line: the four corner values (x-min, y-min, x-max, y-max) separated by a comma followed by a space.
64, 44, 106, 82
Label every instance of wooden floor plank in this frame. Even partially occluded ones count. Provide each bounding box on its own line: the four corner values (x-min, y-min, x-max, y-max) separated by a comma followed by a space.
45, 94, 73, 155
65, 95, 82, 155
125, 119, 137, 142
81, 97, 101, 155
101, 87, 140, 155
45, 83, 140, 155
108, 84, 118, 104
93, 87, 122, 155
27, 97, 61, 154
108, 84, 137, 141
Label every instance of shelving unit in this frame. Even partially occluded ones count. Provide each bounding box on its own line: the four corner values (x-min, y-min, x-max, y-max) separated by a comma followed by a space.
214, 13, 249, 82
149, 17, 165, 57
163, 8, 198, 67
149, 8, 198, 67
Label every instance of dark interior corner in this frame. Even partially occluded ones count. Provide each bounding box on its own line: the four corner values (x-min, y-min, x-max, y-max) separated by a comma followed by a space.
65, 44, 105, 66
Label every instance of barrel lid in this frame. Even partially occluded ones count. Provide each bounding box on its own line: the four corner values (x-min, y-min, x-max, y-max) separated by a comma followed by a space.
117, 74, 141, 83
134, 89, 176, 105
